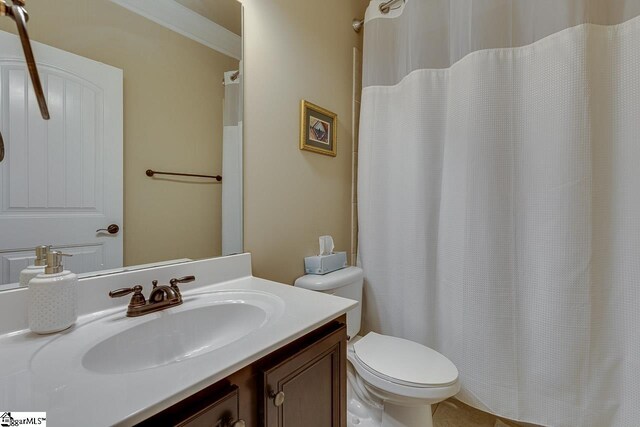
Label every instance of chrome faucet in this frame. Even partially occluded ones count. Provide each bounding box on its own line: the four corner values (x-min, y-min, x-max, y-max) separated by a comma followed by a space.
109, 276, 195, 317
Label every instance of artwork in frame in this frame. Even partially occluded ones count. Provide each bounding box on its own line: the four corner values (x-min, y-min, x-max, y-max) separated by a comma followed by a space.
300, 100, 337, 157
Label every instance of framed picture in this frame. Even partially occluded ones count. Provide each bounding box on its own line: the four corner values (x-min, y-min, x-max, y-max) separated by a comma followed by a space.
300, 100, 337, 157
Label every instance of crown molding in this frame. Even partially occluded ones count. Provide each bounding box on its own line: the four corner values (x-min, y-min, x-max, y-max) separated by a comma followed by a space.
110, 0, 241, 60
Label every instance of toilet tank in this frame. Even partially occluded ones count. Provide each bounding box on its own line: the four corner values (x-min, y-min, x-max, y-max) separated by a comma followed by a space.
294, 266, 363, 338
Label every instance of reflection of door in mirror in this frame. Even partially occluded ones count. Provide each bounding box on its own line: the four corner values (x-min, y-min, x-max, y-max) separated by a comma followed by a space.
0, 31, 123, 288
0, 0, 243, 291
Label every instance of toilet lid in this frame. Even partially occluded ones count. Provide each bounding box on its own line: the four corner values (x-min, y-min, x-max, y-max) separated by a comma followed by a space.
353, 332, 458, 387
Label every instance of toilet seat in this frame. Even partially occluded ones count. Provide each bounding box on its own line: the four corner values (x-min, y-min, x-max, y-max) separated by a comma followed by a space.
348, 333, 461, 405
353, 333, 458, 388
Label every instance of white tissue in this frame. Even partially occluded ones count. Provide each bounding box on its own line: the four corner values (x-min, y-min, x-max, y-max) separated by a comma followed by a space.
319, 235, 334, 256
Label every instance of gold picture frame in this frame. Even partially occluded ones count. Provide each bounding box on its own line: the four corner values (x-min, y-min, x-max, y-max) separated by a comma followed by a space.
300, 100, 337, 157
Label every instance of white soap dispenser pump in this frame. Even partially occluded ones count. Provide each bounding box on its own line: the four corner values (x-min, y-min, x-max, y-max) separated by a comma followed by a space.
19, 245, 51, 287
28, 251, 78, 334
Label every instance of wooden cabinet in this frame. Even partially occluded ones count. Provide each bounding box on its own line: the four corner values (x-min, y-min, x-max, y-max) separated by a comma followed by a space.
135, 316, 346, 427
261, 325, 345, 427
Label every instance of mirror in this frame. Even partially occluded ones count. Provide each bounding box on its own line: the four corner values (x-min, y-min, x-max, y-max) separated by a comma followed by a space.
0, 0, 243, 291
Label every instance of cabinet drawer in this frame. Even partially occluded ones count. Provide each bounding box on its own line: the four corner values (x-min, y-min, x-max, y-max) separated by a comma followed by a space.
177, 386, 239, 427
136, 383, 241, 427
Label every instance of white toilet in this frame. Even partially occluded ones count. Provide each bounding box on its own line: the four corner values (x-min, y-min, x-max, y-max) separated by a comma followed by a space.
295, 266, 460, 427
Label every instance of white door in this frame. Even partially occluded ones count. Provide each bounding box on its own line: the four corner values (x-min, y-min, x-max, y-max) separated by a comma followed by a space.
0, 31, 123, 286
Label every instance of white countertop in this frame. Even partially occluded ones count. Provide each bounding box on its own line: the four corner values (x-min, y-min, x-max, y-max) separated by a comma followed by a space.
0, 255, 356, 426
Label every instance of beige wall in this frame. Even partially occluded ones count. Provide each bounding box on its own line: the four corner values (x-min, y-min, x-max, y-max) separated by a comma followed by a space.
177, 0, 242, 35
243, 0, 369, 284
0, 0, 239, 266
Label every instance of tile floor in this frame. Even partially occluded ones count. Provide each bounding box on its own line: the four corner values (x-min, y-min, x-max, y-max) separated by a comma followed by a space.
433, 399, 541, 427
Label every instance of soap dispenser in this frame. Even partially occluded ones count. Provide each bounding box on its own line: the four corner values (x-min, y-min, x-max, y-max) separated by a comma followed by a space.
19, 245, 51, 287
28, 251, 78, 334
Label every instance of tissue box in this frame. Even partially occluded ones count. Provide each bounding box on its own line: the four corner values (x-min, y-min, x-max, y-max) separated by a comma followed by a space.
304, 252, 348, 275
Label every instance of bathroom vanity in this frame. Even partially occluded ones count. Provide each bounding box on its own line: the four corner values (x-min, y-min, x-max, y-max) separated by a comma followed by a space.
0, 254, 356, 426
138, 316, 346, 427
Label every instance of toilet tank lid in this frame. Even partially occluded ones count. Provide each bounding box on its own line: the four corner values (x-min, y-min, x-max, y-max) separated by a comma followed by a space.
294, 266, 363, 291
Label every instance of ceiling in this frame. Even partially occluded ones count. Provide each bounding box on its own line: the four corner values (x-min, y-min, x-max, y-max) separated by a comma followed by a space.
175, 0, 242, 36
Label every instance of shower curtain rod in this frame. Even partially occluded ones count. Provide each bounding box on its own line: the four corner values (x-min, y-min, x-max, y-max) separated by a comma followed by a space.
353, 0, 404, 32
379, 0, 404, 13
222, 70, 240, 85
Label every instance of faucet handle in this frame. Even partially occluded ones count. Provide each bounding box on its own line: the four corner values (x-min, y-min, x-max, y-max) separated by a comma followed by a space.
109, 285, 146, 307
109, 285, 142, 298
169, 276, 195, 298
169, 275, 195, 286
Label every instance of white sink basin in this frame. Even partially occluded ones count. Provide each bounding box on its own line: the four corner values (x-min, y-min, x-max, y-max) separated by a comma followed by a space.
83, 302, 268, 374
30, 290, 285, 376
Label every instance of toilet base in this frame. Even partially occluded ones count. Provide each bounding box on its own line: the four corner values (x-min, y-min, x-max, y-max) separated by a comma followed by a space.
382, 402, 433, 427
347, 397, 434, 427
347, 394, 382, 427
346, 350, 447, 427
347, 368, 435, 427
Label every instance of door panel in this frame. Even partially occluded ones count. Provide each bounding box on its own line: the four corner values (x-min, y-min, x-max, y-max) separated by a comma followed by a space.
0, 31, 123, 284
281, 352, 335, 427
262, 324, 346, 427
0, 245, 103, 287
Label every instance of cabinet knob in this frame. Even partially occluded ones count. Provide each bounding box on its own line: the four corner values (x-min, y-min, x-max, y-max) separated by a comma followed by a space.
269, 390, 285, 407
218, 418, 245, 427
215, 416, 246, 427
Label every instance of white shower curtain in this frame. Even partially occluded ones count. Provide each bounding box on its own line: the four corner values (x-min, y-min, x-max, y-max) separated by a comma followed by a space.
358, 1, 640, 426
222, 70, 243, 256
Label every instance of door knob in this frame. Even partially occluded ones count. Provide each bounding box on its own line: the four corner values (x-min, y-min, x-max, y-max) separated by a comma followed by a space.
96, 224, 120, 235
269, 389, 285, 407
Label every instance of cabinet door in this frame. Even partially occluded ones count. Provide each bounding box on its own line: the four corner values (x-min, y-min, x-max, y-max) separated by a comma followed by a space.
262, 325, 346, 427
